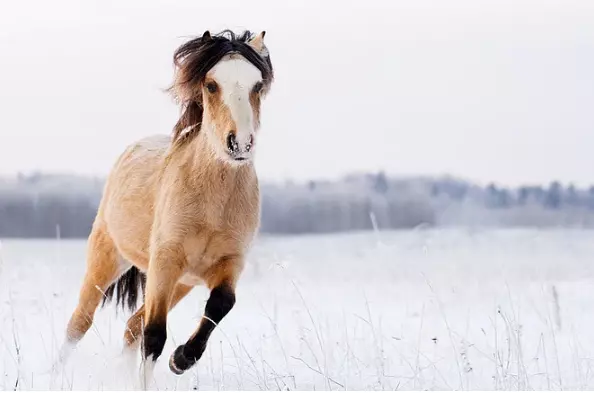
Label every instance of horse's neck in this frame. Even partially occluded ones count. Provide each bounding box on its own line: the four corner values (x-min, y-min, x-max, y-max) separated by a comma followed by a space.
163, 133, 259, 231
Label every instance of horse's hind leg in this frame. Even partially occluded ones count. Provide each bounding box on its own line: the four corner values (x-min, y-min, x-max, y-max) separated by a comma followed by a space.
60, 224, 123, 361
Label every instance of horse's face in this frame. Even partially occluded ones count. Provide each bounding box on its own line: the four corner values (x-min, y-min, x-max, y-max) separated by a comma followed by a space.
202, 53, 268, 164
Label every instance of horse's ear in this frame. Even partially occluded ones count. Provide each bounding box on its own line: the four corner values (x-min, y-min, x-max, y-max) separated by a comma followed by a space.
249, 31, 266, 53
202, 30, 212, 41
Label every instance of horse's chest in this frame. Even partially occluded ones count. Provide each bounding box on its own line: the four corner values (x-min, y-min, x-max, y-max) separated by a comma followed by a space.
181, 180, 258, 279
199, 188, 255, 231
182, 231, 243, 278
201, 202, 228, 230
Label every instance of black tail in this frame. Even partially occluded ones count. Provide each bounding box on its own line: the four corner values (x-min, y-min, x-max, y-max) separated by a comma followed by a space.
101, 266, 146, 313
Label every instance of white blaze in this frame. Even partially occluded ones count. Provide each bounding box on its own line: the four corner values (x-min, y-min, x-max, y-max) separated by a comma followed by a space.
210, 56, 262, 150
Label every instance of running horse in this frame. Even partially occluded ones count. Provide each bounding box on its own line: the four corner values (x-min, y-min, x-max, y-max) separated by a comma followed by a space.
60, 29, 274, 377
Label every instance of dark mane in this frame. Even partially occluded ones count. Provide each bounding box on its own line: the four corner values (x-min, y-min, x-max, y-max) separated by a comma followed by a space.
168, 30, 274, 148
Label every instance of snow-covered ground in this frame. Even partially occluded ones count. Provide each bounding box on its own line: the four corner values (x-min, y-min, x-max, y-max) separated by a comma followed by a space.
2, 229, 594, 390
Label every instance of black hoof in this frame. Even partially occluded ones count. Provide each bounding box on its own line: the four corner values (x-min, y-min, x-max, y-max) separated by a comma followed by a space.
169, 345, 196, 375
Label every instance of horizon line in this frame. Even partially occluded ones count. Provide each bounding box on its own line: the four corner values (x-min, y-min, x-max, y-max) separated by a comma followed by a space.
0, 170, 592, 190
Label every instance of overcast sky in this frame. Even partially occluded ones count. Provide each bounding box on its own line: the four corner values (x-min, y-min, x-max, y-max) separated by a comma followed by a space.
0, 0, 593, 187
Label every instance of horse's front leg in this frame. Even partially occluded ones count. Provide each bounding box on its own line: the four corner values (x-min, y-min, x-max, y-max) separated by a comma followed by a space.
168, 256, 244, 375
141, 244, 185, 382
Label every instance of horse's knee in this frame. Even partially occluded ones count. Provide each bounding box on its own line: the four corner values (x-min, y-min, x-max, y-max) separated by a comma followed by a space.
205, 284, 236, 322
143, 323, 167, 361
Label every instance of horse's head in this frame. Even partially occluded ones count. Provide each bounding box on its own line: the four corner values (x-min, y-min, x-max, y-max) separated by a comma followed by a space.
169, 30, 274, 164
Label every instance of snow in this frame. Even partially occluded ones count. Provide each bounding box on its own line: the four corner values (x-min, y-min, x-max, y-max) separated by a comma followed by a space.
1, 229, 594, 390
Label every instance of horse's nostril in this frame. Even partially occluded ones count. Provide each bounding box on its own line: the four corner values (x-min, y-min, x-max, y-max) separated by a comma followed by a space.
246, 135, 254, 152
226, 132, 238, 153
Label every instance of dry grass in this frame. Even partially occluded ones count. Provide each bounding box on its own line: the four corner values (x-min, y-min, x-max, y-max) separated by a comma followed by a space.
2, 230, 594, 390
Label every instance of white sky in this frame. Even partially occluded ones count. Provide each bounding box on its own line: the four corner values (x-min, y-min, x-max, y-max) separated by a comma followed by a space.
0, 0, 593, 187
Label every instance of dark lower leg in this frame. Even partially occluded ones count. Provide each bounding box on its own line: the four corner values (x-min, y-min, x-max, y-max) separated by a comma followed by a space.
141, 255, 183, 362
169, 283, 236, 374
125, 283, 193, 348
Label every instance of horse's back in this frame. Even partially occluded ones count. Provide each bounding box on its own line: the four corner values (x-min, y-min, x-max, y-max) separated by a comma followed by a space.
97, 134, 171, 268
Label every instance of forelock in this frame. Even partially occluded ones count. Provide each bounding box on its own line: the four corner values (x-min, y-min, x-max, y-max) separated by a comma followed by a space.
171, 30, 273, 102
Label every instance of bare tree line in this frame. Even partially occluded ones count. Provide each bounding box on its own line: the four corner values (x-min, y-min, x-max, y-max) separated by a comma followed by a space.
1, 172, 594, 238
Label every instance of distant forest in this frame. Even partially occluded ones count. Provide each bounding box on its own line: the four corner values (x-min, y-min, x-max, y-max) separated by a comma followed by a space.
1, 172, 594, 238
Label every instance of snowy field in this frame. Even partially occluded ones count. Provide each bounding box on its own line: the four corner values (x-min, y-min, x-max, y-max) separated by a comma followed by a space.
2, 229, 594, 390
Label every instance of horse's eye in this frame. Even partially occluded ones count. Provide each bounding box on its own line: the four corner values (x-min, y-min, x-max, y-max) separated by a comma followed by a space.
253, 82, 264, 94
206, 82, 218, 94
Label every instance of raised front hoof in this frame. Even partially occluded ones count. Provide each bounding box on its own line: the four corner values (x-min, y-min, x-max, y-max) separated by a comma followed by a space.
169, 345, 197, 375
